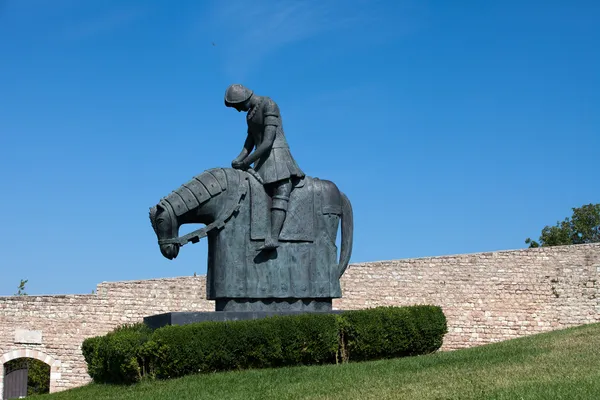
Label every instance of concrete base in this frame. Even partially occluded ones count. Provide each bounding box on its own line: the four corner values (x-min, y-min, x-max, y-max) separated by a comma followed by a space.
143, 310, 343, 330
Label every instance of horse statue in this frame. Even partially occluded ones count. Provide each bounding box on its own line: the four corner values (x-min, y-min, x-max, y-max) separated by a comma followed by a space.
149, 167, 353, 312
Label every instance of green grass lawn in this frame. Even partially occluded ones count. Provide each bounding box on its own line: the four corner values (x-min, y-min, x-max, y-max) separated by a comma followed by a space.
35, 322, 600, 400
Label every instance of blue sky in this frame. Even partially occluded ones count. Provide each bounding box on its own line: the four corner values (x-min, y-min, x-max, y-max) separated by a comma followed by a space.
1, 0, 598, 296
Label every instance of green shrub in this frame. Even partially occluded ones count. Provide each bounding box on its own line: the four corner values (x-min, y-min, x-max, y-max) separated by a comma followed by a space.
81, 323, 152, 384
341, 305, 447, 362
82, 306, 447, 384
406, 305, 448, 354
271, 313, 340, 366
81, 335, 102, 380
150, 313, 340, 379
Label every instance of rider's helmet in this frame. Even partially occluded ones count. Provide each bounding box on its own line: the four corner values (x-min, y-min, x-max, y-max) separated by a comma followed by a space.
224, 84, 253, 107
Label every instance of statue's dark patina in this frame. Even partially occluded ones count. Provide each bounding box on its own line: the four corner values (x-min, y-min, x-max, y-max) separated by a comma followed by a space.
225, 84, 305, 251
149, 85, 354, 312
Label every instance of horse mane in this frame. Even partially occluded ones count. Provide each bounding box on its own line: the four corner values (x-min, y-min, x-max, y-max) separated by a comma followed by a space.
149, 206, 158, 234
149, 168, 245, 237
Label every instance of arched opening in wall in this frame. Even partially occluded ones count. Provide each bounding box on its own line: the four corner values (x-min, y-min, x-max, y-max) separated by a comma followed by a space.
0, 349, 60, 400
3, 358, 50, 399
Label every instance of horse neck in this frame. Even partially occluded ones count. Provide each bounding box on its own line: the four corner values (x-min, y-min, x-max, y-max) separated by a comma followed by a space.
178, 168, 245, 226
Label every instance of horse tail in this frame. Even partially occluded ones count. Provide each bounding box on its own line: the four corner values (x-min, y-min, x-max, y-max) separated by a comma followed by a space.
338, 192, 354, 278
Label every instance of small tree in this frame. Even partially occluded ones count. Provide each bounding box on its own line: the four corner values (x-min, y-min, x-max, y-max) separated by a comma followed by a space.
26, 358, 51, 395
15, 279, 28, 296
526, 203, 600, 248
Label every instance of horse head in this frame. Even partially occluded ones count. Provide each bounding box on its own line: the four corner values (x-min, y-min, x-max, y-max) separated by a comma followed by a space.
149, 202, 180, 260
148, 168, 243, 260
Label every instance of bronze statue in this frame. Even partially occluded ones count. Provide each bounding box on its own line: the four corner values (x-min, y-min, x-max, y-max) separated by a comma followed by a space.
225, 84, 304, 251
149, 85, 354, 313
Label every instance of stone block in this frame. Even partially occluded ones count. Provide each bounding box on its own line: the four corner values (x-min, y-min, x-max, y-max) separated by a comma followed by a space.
14, 329, 43, 345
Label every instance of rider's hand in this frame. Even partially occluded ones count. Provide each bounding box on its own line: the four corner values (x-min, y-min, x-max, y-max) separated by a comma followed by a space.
232, 159, 248, 170
231, 160, 243, 169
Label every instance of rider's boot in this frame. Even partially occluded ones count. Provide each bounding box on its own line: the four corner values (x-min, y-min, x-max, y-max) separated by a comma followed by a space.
259, 195, 288, 251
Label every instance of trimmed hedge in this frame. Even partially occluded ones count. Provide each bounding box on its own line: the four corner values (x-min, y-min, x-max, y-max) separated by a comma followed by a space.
82, 323, 152, 384
340, 306, 448, 362
81, 305, 447, 384
151, 313, 340, 379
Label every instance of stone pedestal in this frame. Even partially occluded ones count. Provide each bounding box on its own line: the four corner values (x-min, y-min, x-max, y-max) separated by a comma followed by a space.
144, 297, 341, 330
215, 297, 332, 312
144, 309, 343, 330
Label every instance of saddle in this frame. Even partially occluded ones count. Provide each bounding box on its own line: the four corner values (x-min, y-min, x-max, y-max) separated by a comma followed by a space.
248, 176, 315, 242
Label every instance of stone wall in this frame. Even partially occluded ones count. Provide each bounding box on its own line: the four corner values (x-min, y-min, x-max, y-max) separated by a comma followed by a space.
0, 276, 210, 397
1, 243, 599, 396
335, 243, 600, 350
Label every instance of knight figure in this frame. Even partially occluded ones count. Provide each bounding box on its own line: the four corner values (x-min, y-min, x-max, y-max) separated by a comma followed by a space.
224, 84, 305, 251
